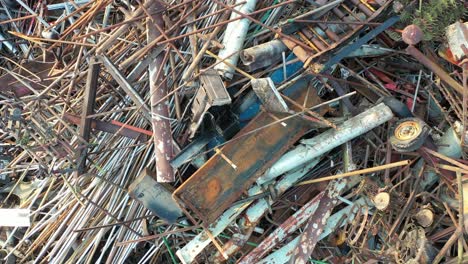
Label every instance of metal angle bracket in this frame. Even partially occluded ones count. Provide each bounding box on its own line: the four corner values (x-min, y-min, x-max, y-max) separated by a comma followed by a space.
200, 69, 231, 106
189, 69, 232, 137
251, 77, 289, 113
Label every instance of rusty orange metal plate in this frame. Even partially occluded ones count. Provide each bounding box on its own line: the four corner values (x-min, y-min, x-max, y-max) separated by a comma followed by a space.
173, 85, 322, 224
174, 113, 309, 223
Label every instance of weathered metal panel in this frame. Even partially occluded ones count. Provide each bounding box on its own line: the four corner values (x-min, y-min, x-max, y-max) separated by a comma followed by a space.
174, 83, 318, 224
174, 110, 310, 223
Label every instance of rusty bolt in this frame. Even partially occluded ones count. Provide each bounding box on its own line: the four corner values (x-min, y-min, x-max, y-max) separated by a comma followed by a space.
402, 25, 423, 45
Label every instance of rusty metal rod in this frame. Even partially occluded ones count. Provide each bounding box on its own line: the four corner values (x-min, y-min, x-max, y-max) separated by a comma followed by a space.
406, 45, 465, 95
294, 19, 382, 26
146, 0, 174, 182
297, 160, 410, 185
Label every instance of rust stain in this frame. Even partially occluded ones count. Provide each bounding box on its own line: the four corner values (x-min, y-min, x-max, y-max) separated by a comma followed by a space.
205, 179, 222, 203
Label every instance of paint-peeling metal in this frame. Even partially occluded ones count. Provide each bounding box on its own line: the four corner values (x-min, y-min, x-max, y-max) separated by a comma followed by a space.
258, 198, 371, 264
146, 0, 174, 182
289, 178, 347, 263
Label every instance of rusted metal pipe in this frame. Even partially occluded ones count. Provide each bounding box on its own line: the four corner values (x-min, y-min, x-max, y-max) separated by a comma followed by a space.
240, 39, 288, 72
402, 25, 464, 94
406, 45, 465, 95
289, 178, 347, 264
146, 1, 174, 182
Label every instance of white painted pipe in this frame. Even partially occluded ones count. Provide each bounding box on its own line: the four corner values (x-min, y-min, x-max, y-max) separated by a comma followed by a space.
258, 103, 394, 184
214, 0, 257, 79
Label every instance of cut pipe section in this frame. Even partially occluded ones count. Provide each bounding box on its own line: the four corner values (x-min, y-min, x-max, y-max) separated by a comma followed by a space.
214, 0, 257, 79
240, 39, 287, 72
258, 103, 394, 184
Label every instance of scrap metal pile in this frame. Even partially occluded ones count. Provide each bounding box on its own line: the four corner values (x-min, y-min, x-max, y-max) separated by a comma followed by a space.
0, 0, 467, 263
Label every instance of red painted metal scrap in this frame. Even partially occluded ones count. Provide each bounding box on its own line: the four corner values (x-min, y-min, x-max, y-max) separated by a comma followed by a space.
238, 191, 326, 264
289, 178, 347, 264
63, 113, 151, 140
